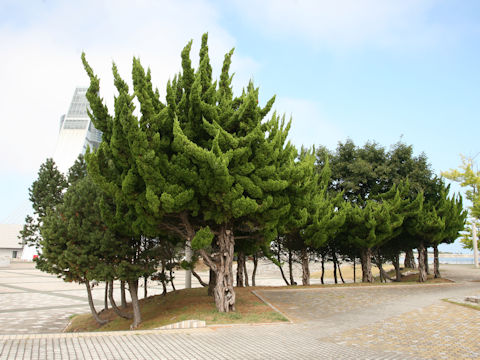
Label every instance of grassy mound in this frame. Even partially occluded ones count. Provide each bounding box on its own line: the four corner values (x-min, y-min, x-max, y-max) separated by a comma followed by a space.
65, 286, 288, 332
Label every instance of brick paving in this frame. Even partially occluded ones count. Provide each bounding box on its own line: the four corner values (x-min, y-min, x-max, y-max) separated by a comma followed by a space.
0, 263, 479, 359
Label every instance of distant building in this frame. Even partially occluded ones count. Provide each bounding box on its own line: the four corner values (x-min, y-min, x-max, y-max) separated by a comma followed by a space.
53, 87, 102, 173
0, 224, 23, 259
14, 87, 103, 260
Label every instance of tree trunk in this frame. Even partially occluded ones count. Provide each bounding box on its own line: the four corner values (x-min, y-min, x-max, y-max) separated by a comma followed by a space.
128, 279, 142, 329
360, 248, 373, 283
208, 269, 216, 296
321, 255, 325, 285
85, 281, 107, 325
288, 249, 295, 285
104, 281, 109, 311
211, 228, 236, 312
276, 243, 290, 286
404, 249, 416, 269
301, 248, 310, 286
108, 280, 132, 319
192, 269, 208, 287
169, 266, 176, 291
252, 254, 258, 287
333, 255, 338, 284
336, 257, 345, 283
424, 247, 430, 275
161, 260, 167, 295
418, 243, 427, 282
236, 252, 245, 287
353, 257, 356, 283
434, 245, 441, 278
120, 281, 127, 308
144, 276, 148, 299
243, 258, 249, 287
393, 254, 401, 281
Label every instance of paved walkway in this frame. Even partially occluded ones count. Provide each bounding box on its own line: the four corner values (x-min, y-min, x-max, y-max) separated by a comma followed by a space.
0, 263, 479, 359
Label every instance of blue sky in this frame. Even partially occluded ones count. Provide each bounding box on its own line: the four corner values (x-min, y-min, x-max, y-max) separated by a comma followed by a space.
1, 0, 479, 253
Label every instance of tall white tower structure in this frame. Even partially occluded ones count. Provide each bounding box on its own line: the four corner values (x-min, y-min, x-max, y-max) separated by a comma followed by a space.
53, 87, 102, 173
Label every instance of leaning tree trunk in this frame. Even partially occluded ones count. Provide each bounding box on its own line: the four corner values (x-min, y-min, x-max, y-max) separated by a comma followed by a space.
208, 269, 216, 296
276, 244, 290, 286
236, 252, 245, 287
333, 258, 338, 284
252, 253, 258, 286
424, 247, 430, 275
288, 249, 295, 285
301, 248, 310, 286
128, 279, 142, 329
103, 281, 109, 311
120, 281, 127, 308
85, 280, 107, 325
404, 249, 417, 269
192, 269, 208, 287
433, 245, 441, 278
243, 259, 249, 287
321, 255, 325, 284
108, 280, 132, 319
335, 255, 345, 284
417, 243, 427, 282
360, 248, 373, 283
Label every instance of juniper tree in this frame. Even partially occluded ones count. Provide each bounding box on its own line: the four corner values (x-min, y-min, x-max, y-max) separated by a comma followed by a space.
82, 55, 161, 328
128, 35, 291, 311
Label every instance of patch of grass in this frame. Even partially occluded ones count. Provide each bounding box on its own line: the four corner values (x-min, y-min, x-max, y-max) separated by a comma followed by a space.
443, 298, 480, 311
65, 286, 288, 333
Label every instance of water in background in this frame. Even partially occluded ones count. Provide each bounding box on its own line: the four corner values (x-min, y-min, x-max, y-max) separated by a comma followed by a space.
400, 255, 474, 265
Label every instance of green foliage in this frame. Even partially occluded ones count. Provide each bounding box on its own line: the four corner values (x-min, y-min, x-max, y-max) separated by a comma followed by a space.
191, 226, 214, 250
20, 158, 67, 248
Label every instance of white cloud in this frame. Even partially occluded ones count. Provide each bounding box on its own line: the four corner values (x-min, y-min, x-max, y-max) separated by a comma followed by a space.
233, 0, 445, 50
273, 97, 344, 150
0, 0, 258, 176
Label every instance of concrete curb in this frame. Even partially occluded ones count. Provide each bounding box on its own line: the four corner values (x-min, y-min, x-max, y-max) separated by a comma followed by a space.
251, 290, 294, 323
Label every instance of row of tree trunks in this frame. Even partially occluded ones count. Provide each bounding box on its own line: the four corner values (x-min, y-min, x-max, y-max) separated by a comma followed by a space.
360, 248, 373, 282
404, 249, 416, 269
301, 248, 310, 286
417, 243, 427, 282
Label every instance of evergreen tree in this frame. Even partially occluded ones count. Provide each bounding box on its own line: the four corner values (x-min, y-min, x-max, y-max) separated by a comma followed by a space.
20, 158, 67, 249
38, 176, 113, 325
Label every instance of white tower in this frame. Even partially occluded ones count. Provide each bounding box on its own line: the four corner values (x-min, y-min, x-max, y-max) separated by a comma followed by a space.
53, 87, 102, 173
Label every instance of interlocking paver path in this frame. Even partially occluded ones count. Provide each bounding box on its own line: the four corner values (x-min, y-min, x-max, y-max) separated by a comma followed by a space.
0, 263, 479, 359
